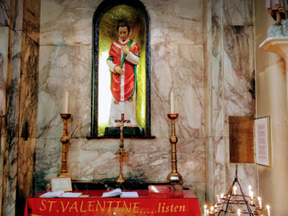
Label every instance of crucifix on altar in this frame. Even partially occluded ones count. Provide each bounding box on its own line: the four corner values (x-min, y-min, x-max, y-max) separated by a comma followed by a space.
115, 113, 130, 183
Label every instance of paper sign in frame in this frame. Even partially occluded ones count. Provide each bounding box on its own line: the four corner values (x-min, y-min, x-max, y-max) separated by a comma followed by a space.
255, 116, 271, 167
50, 177, 72, 192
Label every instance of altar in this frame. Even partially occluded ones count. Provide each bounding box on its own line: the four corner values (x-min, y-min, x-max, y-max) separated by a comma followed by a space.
24, 190, 201, 216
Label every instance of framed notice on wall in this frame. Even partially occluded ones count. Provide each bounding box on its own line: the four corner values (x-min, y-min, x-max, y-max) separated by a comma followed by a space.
255, 116, 271, 167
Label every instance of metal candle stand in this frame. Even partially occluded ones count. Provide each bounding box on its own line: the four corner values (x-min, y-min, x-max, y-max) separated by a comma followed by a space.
211, 165, 268, 216
167, 113, 183, 186
59, 113, 71, 177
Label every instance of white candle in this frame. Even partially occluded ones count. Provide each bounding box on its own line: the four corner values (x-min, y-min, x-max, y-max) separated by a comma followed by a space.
63, 92, 70, 114
267, 205, 270, 216
237, 209, 241, 216
210, 206, 214, 214
258, 197, 262, 209
170, 92, 174, 113
204, 205, 207, 216
250, 191, 254, 205
233, 185, 237, 195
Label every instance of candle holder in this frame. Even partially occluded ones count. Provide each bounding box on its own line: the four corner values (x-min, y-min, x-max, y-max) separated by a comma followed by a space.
204, 165, 270, 216
59, 113, 71, 177
166, 114, 183, 186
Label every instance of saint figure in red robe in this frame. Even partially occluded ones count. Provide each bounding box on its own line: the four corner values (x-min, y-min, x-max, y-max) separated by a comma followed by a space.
107, 21, 140, 127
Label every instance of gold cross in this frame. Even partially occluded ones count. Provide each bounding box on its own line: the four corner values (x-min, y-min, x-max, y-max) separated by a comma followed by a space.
115, 114, 130, 148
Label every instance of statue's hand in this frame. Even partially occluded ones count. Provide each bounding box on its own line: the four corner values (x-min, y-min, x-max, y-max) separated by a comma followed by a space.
121, 45, 130, 55
114, 66, 125, 75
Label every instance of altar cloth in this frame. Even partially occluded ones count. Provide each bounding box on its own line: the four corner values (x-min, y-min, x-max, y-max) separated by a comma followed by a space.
24, 190, 201, 216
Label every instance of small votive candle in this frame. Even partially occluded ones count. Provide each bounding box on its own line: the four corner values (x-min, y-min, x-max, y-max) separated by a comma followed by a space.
250, 191, 254, 205
267, 205, 270, 216
233, 185, 237, 195
258, 197, 262, 209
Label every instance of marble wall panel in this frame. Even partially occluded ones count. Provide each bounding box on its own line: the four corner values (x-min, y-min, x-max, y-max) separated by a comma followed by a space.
0, 0, 10, 27
211, 0, 224, 138
16, 138, 36, 215
19, 33, 39, 139
223, 25, 255, 135
0, 27, 9, 117
23, 0, 40, 44
177, 138, 205, 183
210, 0, 256, 203
40, 0, 102, 45
35, 138, 61, 193
4, 137, 18, 216
37, 45, 91, 139
36, 136, 205, 190
40, 0, 203, 46
0, 135, 5, 214
13, 0, 24, 31
223, 0, 253, 25
151, 44, 204, 138
143, 0, 203, 45
3, 29, 24, 216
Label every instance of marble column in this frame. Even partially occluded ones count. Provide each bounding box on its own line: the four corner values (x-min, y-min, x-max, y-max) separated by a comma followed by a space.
0, 0, 40, 215
204, 0, 256, 204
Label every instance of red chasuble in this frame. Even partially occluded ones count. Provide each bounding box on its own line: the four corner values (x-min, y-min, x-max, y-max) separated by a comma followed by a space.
108, 40, 140, 102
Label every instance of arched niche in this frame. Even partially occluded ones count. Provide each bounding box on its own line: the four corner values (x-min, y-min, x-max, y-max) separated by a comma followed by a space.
90, 0, 151, 138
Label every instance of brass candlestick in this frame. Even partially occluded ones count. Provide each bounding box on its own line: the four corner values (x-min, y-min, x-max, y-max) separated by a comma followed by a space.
59, 113, 71, 177
167, 114, 183, 185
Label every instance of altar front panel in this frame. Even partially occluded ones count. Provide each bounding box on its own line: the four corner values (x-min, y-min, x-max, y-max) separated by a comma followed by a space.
24, 190, 201, 216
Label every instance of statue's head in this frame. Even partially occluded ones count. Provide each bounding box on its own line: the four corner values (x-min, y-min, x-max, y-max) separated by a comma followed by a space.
117, 21, 130, 41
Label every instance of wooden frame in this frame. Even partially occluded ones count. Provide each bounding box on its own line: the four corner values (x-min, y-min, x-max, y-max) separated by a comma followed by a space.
50, 177, 72, 192
255, 116, 271, 167
229, 116, 254, 163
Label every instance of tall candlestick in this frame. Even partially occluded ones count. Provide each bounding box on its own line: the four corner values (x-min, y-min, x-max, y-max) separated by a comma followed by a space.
170, 92, 174, 113
63, 92, 70, 114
